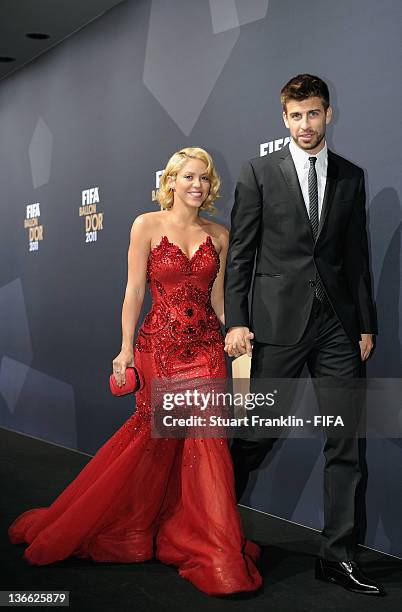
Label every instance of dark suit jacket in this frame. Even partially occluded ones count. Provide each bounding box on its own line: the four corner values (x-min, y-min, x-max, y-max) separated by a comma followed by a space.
224, 144, 377, 345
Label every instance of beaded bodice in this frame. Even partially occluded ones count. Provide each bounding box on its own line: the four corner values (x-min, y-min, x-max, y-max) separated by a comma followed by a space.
135, 235, 224, 378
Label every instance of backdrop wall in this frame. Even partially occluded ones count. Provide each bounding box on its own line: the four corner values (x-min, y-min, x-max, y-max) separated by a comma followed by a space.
1, 0, 401, 557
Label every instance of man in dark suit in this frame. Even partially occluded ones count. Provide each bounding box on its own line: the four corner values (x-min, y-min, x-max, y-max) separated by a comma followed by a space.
224, 74, 384, 596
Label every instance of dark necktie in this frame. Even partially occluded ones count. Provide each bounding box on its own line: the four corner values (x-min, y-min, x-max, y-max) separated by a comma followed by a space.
308, 157, 326, 302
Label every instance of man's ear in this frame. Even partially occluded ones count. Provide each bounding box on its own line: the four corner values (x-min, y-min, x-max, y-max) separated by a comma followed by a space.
282, 110, 289, 129
325, 105, 333, 125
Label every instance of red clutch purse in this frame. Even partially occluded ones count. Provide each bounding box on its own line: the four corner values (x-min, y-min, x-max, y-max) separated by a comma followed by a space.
109, 367, 145, 396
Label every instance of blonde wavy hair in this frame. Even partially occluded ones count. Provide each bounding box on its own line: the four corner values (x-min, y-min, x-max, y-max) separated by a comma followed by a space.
157, 147, 220, 214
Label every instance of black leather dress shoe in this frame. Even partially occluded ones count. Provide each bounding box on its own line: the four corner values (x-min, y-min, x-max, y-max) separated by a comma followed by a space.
315, 558, 386, 596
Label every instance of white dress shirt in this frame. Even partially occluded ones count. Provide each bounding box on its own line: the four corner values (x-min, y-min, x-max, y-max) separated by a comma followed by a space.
289, 139, 328, 219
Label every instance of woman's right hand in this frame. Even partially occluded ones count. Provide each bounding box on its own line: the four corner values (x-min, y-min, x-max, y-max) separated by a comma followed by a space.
112, 349, 134, 387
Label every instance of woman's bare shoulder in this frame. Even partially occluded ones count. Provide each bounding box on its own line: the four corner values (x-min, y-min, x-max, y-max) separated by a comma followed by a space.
130, 210, 166, 234
199, 219, 228, 253
203, 219, 228, 244
131, 210, 165, 226
201, 218, 227, 234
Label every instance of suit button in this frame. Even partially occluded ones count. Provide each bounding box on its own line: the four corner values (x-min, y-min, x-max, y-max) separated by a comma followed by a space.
308, 279, 316, 287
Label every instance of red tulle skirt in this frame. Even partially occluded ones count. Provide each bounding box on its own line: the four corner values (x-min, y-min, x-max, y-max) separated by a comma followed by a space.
9, 386, 262, 596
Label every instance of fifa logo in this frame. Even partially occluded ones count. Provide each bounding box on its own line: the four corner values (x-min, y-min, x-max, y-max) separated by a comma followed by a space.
24, 203, 43, 252
79, 187, 104, 243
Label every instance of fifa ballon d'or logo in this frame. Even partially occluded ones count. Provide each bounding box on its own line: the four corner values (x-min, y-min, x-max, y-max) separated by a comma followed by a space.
24, 203, 44, 252
79, 187, 105, 244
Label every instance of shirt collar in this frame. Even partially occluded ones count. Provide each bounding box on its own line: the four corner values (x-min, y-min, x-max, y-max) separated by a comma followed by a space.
289, 139, 328, 170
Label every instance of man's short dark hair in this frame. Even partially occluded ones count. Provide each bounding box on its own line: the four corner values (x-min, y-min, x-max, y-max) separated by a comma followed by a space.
281, 74, 330, 112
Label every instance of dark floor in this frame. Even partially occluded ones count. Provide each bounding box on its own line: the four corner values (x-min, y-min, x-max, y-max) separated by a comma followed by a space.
1, 427, 401, 612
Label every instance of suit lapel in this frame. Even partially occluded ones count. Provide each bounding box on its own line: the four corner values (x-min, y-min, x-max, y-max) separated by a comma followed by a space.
317, 150, 339, 238
278, 148, 314, 241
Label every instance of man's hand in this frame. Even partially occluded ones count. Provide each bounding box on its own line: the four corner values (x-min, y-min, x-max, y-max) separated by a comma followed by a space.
359, 333, 373, 361
224, 326, 254, 358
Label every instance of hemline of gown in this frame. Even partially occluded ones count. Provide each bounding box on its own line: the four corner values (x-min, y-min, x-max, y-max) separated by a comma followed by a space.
11, 518, 262, 596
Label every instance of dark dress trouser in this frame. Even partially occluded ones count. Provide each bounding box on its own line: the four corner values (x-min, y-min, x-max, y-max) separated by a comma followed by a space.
230, 297, 366, 561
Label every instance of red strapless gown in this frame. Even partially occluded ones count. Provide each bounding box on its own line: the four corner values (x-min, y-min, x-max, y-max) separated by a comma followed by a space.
8, 235, 262, 596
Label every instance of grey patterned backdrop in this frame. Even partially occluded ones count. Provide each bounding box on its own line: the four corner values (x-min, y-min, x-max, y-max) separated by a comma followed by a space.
1, 0, 401, 557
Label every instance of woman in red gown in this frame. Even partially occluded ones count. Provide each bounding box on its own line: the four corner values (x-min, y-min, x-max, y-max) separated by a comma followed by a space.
8, 147, 262, 596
